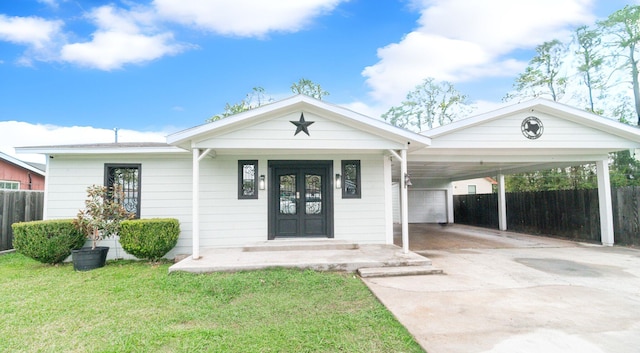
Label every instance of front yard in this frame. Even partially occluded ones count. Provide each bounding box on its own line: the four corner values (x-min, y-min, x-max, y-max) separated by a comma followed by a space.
0, 253, 423, 353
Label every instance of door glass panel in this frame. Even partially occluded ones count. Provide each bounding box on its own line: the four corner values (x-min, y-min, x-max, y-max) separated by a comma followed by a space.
279, 174, 296, 215
305, 174, 322, 215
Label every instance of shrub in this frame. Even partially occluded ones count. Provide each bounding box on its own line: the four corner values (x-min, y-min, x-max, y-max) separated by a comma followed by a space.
119, 218, 180, 260
12, 219, 86, 264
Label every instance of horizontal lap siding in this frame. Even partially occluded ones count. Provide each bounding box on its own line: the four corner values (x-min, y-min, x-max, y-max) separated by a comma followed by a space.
198, 156, 267, 247
334, 155, 387, 243
432, 112, 637, 149
46, 154, 194, 258
198, 113, 405, 150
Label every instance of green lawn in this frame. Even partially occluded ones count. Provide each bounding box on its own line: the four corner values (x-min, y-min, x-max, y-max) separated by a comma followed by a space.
0, 253, 424, 353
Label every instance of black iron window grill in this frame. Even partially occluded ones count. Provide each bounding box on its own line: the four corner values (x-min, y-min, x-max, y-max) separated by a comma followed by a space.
105, 164, 141, 218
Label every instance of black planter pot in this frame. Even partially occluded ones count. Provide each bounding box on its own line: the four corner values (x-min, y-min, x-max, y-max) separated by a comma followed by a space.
72, 246, 109, 271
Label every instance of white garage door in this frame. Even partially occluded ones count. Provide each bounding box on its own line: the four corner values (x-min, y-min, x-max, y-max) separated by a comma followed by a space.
408, 190, 447, 223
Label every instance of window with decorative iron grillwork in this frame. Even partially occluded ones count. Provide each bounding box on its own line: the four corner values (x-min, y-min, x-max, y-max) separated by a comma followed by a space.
341, 160, 361, 199
104, 164, 141, 218
238, 160, 258, 199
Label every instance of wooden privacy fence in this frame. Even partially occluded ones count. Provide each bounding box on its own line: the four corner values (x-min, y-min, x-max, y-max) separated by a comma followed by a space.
454, 186, 640, 245
0, 190, 44, 251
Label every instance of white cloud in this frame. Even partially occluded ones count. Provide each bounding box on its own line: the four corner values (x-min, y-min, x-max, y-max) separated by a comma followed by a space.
60, 5, 188, 70
0, 121, 167, 164
153, 0, 345, 37
363, 0, 596, 105
0, 15, 63, 49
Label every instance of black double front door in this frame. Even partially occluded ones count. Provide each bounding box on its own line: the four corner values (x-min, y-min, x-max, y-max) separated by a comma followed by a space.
269, 161, 333, 239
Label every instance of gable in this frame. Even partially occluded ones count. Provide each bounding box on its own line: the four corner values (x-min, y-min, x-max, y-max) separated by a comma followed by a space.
429, 111, 637, 150
193, 111, 408, 151
168, 95, 431, 153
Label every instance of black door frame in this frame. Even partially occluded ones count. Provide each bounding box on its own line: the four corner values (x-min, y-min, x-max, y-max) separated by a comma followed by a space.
268, 160, 334, 240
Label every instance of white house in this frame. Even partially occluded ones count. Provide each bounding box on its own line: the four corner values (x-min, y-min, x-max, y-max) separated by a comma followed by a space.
17, 95, 640, 260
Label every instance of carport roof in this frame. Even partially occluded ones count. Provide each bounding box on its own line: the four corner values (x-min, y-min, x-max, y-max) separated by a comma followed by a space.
399, 98, 640, 181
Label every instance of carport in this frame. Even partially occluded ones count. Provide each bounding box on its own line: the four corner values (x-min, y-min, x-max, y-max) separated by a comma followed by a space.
392, 98, 640, 249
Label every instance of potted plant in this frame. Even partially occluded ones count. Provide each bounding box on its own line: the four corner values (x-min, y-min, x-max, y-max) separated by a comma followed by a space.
72, 184, 133, 271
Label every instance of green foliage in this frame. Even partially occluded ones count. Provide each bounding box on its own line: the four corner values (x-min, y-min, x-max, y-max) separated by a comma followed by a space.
12, 219, 86, 264
382, 77, 474, 131
207, 80, 329, 122
290, 78, 329, 100
506, 39, 568, 102
0, 254, 422, 352
207, 87, 271, 122
119, 218, 180, 260
609, 150, 640, 187
73, 184, 134, 249
506, 165, 597, 192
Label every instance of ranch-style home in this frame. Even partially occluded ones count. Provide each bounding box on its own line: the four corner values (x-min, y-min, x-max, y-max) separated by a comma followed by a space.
17, 95, 640, 260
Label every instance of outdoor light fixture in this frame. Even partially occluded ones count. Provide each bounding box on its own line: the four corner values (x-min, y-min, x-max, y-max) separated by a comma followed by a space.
335, 173, 342, 189
259, 175, 266, 190
404, 173, 413, 188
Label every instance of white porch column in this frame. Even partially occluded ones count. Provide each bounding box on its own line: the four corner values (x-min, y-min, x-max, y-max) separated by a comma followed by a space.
192, 148, 201, 259
383, 154, 394, 244
596, 158, 615, 246
400, 149, 409, 254
497, 174, 507, 231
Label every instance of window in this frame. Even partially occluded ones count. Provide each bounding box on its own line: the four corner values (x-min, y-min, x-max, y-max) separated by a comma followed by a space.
468, 185, 477, 195
0, 180, 19, 190
238, 160, 258, 199
341, 160, 361, 198
105, 164, 141, 218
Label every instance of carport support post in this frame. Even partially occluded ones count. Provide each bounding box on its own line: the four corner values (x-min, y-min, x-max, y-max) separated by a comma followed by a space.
497, 174, 507, 231
400, 149, 409, 254
596, 158, 614, 246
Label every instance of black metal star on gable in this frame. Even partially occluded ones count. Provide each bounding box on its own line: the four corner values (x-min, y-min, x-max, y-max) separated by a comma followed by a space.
290, 112, 314, 136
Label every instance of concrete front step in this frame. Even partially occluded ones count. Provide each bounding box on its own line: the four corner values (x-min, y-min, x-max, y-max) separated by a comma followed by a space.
243, 239, 359, 252
357, 265, 444, 278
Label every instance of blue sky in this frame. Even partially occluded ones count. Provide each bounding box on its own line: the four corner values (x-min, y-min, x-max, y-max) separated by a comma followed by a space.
0, 0, 636, 162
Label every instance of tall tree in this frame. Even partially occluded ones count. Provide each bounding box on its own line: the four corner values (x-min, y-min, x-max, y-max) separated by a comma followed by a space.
506, 40, 568, 102
599, 5, 640, 125
208, 79, 329, 122
290, 78, 329, 100
575, 25, 605, 113
382, 78, 473, 131
207, 87, 271, 122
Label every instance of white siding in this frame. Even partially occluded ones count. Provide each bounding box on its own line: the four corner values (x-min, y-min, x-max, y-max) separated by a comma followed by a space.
430, 112, 639, 149
333, 154, 387, 243
46, 151, 391, 259
195, 112, 406, 150
46, 153, 193, 259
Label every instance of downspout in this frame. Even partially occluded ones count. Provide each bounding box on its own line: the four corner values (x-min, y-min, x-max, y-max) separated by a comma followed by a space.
192, 148, 212, 260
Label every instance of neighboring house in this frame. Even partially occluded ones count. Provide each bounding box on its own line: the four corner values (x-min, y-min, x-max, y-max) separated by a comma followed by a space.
17, 95, 640, 260
0, 152, 45, 190
452, 177, 497, 195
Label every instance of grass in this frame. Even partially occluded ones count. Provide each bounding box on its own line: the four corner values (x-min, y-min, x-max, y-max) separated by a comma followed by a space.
0, 253, 424, 353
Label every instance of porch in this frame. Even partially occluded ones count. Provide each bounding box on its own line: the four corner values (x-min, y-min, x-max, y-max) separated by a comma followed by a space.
168, 238, 437, 275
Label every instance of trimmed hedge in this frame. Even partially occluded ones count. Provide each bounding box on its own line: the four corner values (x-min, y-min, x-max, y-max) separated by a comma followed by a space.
119, 218, 180, 260
12, 219, 86, 264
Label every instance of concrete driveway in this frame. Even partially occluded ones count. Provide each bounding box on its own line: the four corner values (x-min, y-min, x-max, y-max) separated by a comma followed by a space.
363, 224, 640, 353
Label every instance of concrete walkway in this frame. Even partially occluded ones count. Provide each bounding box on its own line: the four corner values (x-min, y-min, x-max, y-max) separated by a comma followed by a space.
364, 224, 640, 353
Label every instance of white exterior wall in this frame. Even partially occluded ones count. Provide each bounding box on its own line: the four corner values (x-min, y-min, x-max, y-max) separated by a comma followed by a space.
46, 151, 390, 258
333, 154, 387, 243
453, 178, 494, 195
45, 153, 193, 259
